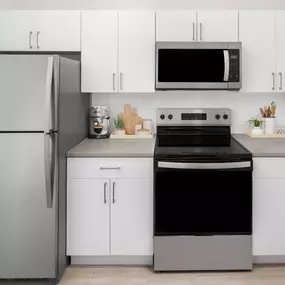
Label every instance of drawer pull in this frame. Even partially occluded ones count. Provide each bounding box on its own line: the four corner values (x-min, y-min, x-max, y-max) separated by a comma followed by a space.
99, 166, 121, 170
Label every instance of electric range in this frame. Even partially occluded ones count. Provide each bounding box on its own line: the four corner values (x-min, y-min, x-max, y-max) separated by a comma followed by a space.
153, 108, 253, 272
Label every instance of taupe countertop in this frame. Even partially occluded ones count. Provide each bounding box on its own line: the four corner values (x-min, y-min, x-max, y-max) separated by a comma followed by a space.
233, 134, 285, 157
67, 134, 285, 158
67, 137, 156, 158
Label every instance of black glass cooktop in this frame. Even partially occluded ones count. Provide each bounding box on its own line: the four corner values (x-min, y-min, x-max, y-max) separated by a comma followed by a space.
155, 137, 252, 161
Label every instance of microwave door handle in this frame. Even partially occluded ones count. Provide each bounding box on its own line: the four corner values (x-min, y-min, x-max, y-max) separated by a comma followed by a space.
223, 50, 230, 82
158, 161, 251, 170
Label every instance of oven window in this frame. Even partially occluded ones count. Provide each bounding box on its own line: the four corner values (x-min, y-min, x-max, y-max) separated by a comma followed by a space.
158, 49, 225, 83
155, 169, 252, 235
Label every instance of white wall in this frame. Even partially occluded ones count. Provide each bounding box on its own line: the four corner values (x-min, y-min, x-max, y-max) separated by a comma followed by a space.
92, 92, 285, 133
2, 0, 285, 9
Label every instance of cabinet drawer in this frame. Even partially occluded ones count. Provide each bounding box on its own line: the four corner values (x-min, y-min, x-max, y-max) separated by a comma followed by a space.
253, 158, 285, 179
67, 158, 153, 179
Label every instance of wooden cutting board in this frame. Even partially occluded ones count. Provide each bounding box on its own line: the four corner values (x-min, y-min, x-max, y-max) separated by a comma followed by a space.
123, 104, 143, 135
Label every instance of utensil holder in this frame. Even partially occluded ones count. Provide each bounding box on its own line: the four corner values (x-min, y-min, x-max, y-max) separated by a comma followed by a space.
264, 118, 276, 135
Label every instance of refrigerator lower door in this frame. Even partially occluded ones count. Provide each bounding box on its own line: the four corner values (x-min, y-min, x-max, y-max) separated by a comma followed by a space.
0, 133, 57, 279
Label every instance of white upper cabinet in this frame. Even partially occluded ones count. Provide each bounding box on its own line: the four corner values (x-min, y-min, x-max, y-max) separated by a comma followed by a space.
197, 11, 238, 42
276, 11, 285, 92
0, 10, 80, 52
239, 11, 276, 92
81, 11, 118, 93
110, 179, 153, 256
156, 11, 197, 42
67, 179, 110, 256
119, 12, 155, 93
0, 11, 36, 51
34, 11, 81, 51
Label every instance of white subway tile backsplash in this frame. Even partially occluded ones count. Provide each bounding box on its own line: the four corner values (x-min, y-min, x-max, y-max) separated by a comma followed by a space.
92, 92, 285, 133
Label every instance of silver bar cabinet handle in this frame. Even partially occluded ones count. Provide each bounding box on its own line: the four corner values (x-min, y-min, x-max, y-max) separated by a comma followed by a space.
113, 73, 116, 91
279, 72, 283, 90
99, 166, 121, 170
112, 182, 116, 203
29, 31, 33, 49
200, 23, 203, 41
272, 72, 276, 90
104, 182, 107, 204
192, 22, 195, 41
120, 73, 123, 91
36, 31, 40, 49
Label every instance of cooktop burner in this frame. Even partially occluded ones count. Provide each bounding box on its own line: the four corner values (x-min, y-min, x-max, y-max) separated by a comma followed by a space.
155, 108, 252, 161
155, 137, 251, 160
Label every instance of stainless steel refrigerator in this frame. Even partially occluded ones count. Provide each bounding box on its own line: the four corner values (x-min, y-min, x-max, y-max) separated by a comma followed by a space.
0, 55, 89, 282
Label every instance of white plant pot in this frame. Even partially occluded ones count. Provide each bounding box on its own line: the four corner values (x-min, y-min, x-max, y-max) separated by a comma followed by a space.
264, 118, 276, 135
114, 129, 126, 136
252, 127, 264, 135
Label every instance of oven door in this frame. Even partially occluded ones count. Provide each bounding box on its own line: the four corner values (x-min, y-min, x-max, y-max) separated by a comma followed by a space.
154, 159, 252, 236
156, 42, 241, 90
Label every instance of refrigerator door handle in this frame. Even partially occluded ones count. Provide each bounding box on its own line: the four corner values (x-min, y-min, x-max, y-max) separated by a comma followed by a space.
44, 133, 56, 209
44, 57, 54, 133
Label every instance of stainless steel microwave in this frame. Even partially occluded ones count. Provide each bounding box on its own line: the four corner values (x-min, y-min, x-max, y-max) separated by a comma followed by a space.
156, 42, 242, 90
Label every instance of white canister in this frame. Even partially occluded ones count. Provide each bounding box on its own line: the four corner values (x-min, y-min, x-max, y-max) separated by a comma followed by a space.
143, 119, 152, 134
135, 124, 142, 134
264, 118, 276, 135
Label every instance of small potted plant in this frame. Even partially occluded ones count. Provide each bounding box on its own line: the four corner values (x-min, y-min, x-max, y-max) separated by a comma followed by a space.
248, 114, 264, 135
114, 113, 125, 136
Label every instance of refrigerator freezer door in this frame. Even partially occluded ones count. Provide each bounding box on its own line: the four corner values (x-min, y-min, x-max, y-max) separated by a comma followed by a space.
0, 133, 57, 279
0, 55, 56, 132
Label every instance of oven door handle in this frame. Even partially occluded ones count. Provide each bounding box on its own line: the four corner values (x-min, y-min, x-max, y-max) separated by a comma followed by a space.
223, 50, 230, 82
158, 161, 251, 170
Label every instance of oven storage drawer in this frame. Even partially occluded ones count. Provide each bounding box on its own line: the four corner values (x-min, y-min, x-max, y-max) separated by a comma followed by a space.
154, 160, 252, 235
154, 236, 253, 271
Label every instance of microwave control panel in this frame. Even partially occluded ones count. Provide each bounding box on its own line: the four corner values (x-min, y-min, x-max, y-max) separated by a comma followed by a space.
228, 50, 240, 82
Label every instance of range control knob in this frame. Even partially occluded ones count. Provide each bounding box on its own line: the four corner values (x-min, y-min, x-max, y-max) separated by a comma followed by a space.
223, 114, 229, 120
215, 114, 221, 120
160, 114, 165, 120
168, 114, 173, 120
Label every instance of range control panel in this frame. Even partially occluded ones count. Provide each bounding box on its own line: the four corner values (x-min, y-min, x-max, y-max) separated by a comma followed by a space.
157, 108, 231, 126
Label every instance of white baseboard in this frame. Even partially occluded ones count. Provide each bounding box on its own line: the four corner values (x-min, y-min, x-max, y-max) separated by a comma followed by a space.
71, 255, 153, 266
254, 255, 285, 264
70, 255, 285, 266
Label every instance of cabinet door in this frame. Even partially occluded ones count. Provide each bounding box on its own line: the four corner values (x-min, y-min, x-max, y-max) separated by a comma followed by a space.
276, 11, 285, 92
67, 179, 110, 256
239, 11, 276, 92
119, 12, 155, 93
253, 179, 285, 256
110, 179, 153, 255
197, 11, 238, 42
81, 11, 118, 92
0, 11, 36, 51
156, 11, 197, 42
35, 11, 81, 51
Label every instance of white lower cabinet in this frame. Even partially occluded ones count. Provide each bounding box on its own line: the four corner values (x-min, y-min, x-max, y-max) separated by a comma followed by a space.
253, 158, 285, 257
67, 158, 153, 258
110, 179, 153, 255
67, 179, 110, 256
253, 179, 285, 256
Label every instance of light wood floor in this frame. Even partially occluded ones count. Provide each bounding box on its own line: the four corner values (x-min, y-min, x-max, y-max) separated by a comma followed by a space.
59, 265, 285, 285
